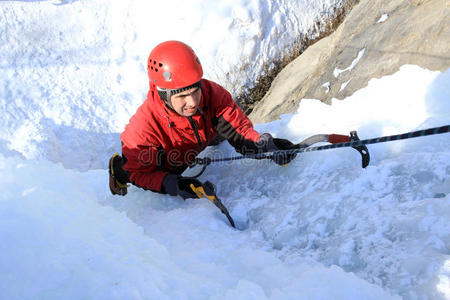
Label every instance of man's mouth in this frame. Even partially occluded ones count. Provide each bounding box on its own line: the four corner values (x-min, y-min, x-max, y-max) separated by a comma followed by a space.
184, 107, 197, 113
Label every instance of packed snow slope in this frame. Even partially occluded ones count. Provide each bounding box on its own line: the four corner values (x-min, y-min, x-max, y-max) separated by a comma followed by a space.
1, 1, 450, 300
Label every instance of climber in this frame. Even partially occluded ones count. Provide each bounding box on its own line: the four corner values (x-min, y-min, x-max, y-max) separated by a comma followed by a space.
109, 40, 296, 197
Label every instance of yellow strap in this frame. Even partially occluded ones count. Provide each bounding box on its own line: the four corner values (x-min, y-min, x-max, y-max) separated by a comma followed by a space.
190, 184, 216, 203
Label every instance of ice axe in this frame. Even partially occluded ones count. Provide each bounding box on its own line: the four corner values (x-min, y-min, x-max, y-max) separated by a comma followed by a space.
191, 125, 450, 175
189, 181, 236, 228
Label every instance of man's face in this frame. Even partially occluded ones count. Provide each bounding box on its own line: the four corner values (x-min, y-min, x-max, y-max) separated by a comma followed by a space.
170, 87, 201, 117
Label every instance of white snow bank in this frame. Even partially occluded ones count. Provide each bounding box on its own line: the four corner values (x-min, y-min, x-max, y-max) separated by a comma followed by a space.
0, 153, 397, 299
280, 65, 443, 140
208, 65, 449, 299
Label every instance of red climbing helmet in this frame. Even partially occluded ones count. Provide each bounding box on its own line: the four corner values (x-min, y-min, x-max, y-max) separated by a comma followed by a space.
147, 41, 203, 90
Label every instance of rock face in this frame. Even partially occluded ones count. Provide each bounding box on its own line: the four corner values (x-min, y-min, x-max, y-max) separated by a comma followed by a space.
249, 0, 450, 124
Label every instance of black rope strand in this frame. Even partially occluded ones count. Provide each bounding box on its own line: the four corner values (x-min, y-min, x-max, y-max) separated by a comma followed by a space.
195, 125, 450, 166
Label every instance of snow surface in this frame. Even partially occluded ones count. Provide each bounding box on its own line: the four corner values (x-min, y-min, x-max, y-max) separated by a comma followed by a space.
377, 14, 389, 23
339, 79, 350, 92
333, 48, 366, 78
1, 1, 450, 300
322, 81, 331, 93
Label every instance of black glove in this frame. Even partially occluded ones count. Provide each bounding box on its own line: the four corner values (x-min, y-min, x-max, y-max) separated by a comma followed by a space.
258, 133, 297, 165
162, 174, 202, 199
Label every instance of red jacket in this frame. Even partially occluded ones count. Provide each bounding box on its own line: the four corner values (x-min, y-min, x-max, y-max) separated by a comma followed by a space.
120, 79, 261, 193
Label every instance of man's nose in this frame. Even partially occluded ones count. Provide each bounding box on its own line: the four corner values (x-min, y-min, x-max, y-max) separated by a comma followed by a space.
185, 95, 196, 106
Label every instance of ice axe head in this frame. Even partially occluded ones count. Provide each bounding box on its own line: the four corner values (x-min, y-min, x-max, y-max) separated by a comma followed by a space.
350, 131, 370, 168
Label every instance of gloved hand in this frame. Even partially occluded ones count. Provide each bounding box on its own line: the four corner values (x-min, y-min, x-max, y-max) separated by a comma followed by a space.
162, 174, 202, 199
258, 133, 297, 165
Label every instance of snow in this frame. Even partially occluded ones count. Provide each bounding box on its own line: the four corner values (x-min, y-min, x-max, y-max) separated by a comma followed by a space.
333, 48, 366, 78
438, 260, 450, 298
378, 14, 389, 23
339, 79, 350, 92
1, 1, 450, 300
322, 81, 330, 93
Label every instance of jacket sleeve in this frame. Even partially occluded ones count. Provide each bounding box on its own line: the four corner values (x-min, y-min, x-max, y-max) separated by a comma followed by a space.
211, 84, 262, 155
121, 143, 168, 193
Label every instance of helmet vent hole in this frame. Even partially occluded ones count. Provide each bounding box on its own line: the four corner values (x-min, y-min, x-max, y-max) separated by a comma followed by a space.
159, 63, 163, 67
150, 66, 154, 70
155, 68, 158, 72
153, 61, 156, 64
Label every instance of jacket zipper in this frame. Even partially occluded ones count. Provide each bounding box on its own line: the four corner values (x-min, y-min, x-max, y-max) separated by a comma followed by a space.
188, 116, 203, 150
